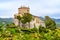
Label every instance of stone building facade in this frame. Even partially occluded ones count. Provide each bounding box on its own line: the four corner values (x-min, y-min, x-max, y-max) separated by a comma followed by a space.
14, 6, 45, 28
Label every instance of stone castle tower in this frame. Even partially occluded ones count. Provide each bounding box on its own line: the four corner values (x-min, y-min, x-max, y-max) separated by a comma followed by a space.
14, 6, 30, 27
18, 6, 30, 14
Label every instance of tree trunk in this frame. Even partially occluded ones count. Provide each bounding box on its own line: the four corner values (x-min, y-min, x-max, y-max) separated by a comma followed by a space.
29, 22, 30, 29
18, 20, 20, 27
22, 23, 25, 28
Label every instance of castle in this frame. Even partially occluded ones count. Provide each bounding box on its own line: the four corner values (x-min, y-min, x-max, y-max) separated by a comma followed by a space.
14, 6, 45, 28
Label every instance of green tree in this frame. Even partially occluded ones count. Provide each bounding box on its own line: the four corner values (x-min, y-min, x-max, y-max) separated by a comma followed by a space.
21, 13, 32, 29
39, 25, 48, 33
8, 23, 16, 28
45, 16, 56, 30
17, 15, 22, 27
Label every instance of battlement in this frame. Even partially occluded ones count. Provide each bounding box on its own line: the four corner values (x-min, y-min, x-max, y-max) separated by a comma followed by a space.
18, 6, 29, 9
18, 6, 30, 14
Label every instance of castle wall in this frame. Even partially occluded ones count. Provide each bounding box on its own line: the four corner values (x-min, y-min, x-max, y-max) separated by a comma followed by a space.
14, 6, 45, 28
14, 19, 19, 26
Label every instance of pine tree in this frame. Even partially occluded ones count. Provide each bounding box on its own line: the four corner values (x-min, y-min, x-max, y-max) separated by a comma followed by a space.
45, 16, 56, 30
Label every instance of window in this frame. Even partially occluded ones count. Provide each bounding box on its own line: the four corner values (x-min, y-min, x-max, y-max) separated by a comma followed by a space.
27, 10, 29, 11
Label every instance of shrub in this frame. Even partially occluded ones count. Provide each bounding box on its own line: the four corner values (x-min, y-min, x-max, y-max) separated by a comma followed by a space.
45, 16, 56, 30
39, 25, 49, 33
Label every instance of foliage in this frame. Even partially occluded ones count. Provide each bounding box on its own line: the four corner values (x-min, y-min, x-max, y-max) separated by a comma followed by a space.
39, 25, 49, 33
17, 15, 22, 21
45, 16, 56, 30
17, 15, 22, 27
21, 13, 33, 28
8, 23, 16, 27
22, 13, 32, 23
0, 23, 60, 40
30, 24, 38, 33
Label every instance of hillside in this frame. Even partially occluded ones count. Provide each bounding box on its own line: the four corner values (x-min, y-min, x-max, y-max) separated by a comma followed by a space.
0, 18, 14, 24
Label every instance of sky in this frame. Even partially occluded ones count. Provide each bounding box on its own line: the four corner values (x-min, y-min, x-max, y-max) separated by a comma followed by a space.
0, 0, 60, 19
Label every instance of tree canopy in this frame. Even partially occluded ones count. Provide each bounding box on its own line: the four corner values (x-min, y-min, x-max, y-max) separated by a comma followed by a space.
21, 13, 32, 24
45, 16, 56, 30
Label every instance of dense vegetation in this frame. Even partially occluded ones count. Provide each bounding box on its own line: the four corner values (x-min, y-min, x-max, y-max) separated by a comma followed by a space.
0, 16, 60, 40
0, 23, 60, 40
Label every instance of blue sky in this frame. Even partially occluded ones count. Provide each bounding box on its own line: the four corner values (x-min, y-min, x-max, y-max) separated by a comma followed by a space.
0, 0, 60, 19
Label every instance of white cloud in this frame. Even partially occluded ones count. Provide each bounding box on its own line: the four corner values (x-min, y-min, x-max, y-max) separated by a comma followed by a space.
0, 1, 20, 17
28, 0, 60, 17
0, 0, 60, 18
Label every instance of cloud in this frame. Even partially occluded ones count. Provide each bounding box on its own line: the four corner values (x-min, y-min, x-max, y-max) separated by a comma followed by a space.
28, 0, 60, 18
0, 0, 60, 19
0, 1, 20, 18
